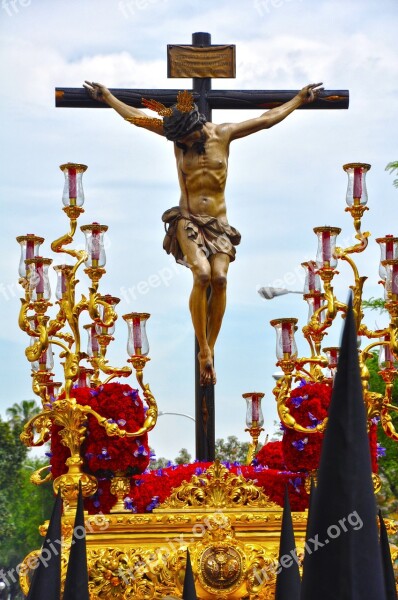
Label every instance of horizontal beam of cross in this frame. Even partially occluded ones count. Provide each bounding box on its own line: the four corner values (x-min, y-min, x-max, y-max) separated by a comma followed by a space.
55, 88, 349, 110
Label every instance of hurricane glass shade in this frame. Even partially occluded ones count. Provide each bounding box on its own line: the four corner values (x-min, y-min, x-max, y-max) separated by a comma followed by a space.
95, 295, 120, 335
31, 342, 54, 373
45, 380, 62, 401
16, 234, 44, 278
382, 260, 398, 298
376, 236, 398, 282
123, 313, 150, 357
54, 264, 73, 300
76, 367, 94, 388
305, 292, 325, 324
81, 223, 108, 268
302, 260, 321, 294
343, 162, 371, 207
378, 337, 398, 369
270, 318, 298, 359
84, 323, 100, 358
313, 226, 341, 269
243, 392, 264, 428
60, 163, 87, 207
25, 257, 52, 300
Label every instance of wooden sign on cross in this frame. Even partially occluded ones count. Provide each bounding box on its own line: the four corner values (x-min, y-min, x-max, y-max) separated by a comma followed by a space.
55, 32, 349, 463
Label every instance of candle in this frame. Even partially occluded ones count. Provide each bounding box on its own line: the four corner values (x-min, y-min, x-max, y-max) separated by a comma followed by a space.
353, 167, 362, 199
281, 322, 292, 354
322, 231, 331, 263
69, 168, 77, 201
133, 317, 142, 353
386, 235, 394, 260
91, 224, 101, 263
392, 264, 398, 295
36, 260, 44, 294
26, 235, 35, 260
252, 396, 259, 422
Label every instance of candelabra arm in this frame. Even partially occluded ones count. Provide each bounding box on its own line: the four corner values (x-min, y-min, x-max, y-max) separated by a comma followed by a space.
30, 464, 53, 485
245, 426, 264, 465
20, 410, 53, 447
275, 371, 328, 434
18, 298, 35, 335
88, 290, 117, 326
381, 402, 398, 442
50, 208, 85, 260
359, 323, 389, 340
25, 321, 49, 363
95, 356, 132, 380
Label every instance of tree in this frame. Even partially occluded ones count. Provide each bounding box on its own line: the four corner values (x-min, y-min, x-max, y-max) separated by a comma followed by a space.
0, 401, 54, 599
215, 436, 250, 464
386, 161, 398, 189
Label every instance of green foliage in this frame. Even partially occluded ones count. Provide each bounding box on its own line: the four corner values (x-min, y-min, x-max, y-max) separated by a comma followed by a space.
174, 448, 192, 465
386, 161, 398, 189
0, 401, 54, 599
215, 435, 251, 464
366, 353, 398, 513
362, 297, 386, 312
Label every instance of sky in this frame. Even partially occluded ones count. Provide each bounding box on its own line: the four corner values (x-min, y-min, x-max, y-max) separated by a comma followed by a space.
1, 0, 397, 462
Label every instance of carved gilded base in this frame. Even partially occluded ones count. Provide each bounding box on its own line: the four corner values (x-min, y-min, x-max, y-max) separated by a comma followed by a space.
20, 463, 308, 599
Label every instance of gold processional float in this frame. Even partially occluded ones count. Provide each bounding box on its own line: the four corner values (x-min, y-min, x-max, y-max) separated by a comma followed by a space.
16, 162, 398, 598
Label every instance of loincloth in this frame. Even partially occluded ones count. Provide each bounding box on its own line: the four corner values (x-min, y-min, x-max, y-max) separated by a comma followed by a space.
162, 206, 241, 264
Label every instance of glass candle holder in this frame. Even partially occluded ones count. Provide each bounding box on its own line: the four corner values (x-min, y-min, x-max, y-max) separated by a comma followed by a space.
343, 163, 371, 206
60, 163, 87, 207
45, 380, 62, 402
382, 259, 398, 298
25, 257, 52, 301
76, 367, 94, 388
323, 346, 340, 378
84, 323, 100, 358
54, 264, 73, 300
378, 337, 398, 370
302, 260, 322, 294
376, 236, 398, 282
305, 292, 325, 324
81, 222, 108, 268
313, 226, 341, 269
31, 343, 54, 373
243, 392, 264, 428
16, 234, 44, 278
95, 295, 120, 335
123, 312, 150, 357
270, 318, 298, 359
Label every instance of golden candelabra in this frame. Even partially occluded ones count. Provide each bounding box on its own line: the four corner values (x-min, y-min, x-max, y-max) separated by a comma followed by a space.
269, 163, 398, 452
17, 163, 158, 512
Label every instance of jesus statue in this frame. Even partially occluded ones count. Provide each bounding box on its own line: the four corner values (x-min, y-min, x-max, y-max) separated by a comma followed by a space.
84, 81, 322, 385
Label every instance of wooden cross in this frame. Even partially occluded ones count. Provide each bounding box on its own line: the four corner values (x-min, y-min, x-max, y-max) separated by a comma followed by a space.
55, 32, 349, 463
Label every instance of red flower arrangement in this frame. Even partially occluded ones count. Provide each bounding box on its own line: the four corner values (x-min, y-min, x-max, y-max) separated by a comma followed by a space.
128, 462, 309, 512
50, 382, 150, 513
255, 440, 285, 470
282, 381, 332, 472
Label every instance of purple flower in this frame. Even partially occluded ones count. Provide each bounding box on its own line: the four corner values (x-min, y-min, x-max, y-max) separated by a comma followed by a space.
308, 412, 322, 428
371, 416, 380, 425
292, 438, 309, 452
124, 496, 136, 511
117, 419, 127, 427
298, 379, 307, 387
45, 451, 53, 458
146, 496, 160, 512
134, 444, 148, 458
377, 443, 387, 458
289, 477, 302, 493
280, 422, 287, 432
90, 389, 99, 397
195, 467, 203, 475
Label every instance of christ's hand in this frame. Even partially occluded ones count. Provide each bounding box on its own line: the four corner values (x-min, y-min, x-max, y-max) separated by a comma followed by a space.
83, 81, 112, 103
298, 82, 324, 104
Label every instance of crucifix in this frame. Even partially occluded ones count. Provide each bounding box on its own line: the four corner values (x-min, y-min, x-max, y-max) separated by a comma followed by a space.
56, 32, 349, 463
